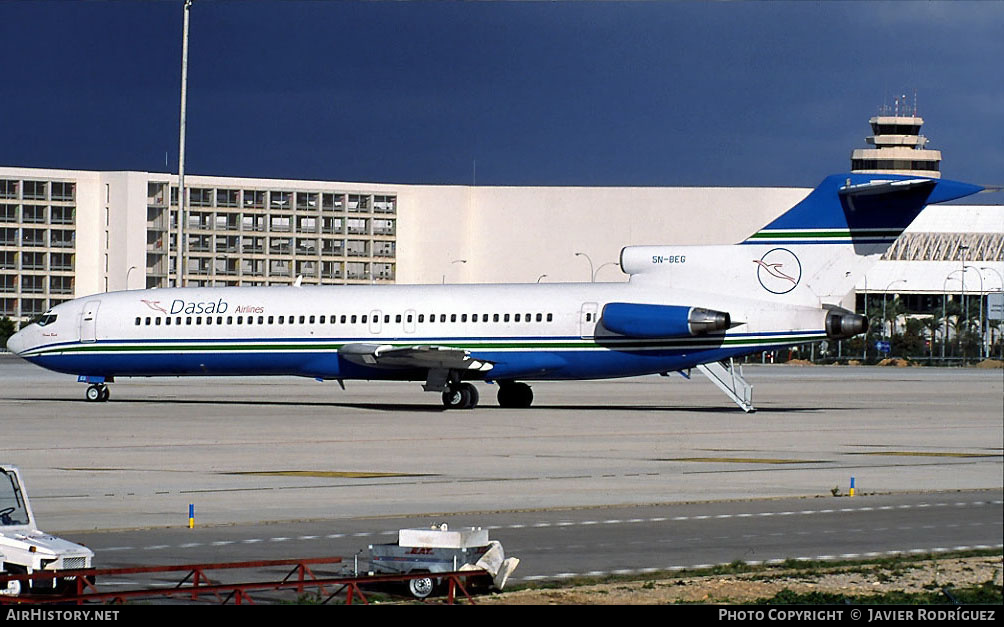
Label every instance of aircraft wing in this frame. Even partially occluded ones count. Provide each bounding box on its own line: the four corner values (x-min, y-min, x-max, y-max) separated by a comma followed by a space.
339, 343, 494, 372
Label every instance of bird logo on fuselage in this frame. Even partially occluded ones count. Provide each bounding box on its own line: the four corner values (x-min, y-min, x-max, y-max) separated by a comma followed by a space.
140, 299, 169, 314
754, 248, 801, 294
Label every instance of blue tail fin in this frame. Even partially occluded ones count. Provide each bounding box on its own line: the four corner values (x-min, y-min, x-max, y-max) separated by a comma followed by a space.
743, 173, 983, 246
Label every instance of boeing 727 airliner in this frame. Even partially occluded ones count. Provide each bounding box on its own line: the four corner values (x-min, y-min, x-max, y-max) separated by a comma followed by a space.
5, 173, 984, 411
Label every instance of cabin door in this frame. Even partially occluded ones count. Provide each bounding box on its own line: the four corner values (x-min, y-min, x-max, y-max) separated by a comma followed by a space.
80, 301, 101, 343
579, 302, 598, 339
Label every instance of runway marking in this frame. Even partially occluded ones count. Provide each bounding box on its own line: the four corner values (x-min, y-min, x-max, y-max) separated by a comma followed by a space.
846, 451, 1003, 458
496, 543, 990, 583
88, 499, 1002, 562
657, 457, 829, 464
227, 470, 435, 479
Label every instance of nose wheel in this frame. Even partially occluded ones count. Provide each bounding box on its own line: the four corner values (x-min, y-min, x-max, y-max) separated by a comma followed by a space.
85, 384, 110, 402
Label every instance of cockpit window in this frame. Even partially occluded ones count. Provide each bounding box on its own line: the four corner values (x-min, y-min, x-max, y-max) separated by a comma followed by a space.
36, 312, 58, 327
0, 470, 30, 526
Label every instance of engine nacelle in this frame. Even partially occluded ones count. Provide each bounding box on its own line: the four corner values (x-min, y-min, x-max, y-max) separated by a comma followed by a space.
825, 309, 868, 339
601, 303, 731, 338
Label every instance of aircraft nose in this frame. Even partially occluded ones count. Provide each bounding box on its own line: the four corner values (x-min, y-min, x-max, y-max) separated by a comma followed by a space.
6, 328, 26, 355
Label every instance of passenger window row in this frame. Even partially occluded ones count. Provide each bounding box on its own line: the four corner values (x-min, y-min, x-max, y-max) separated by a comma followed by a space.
133, 312, 555, 327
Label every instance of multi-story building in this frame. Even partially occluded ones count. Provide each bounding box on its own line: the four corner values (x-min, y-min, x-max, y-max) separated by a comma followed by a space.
1, 109, 1000, 333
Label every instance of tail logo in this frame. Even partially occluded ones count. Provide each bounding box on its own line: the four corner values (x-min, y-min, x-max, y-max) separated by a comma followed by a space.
754, 248, 801, 294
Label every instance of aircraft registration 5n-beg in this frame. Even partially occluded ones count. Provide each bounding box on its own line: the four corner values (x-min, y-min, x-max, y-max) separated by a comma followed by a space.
6, 173, 984, 412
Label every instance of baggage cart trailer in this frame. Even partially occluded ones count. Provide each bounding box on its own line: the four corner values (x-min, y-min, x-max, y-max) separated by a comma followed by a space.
368, 524, 518, 599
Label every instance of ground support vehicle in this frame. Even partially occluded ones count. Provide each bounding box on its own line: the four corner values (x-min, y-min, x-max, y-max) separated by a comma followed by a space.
0, 465, 94, 596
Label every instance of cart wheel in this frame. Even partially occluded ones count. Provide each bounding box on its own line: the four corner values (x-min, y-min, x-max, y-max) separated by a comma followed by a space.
408, 575, 436, 599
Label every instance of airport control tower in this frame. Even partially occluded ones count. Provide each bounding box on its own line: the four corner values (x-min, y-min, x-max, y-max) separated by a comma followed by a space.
850, 96, 941, 178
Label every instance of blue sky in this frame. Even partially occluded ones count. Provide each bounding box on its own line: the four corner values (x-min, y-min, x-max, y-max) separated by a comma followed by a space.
2, 1, 1002, 187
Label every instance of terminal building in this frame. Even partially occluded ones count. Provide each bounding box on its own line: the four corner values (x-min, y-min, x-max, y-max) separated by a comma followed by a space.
1, 112, 1001, 335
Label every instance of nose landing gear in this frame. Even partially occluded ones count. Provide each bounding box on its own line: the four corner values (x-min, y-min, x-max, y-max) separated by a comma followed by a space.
85, 384, 110, 402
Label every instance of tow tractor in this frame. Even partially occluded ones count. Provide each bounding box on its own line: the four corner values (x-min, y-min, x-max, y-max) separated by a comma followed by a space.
368, 524, 519, 599
0, 465, 94, 596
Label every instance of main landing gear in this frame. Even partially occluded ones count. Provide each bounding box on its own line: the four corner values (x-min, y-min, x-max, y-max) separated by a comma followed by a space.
85, 384, 110, 402
441, 382, 479, 410
496, 382, 533, 408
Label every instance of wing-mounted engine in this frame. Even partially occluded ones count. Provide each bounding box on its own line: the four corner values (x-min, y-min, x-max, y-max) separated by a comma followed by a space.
600, 302, 731, 338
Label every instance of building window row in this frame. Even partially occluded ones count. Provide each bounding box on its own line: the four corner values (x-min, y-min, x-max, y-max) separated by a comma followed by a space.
0, 180, 75, 201
167, 187, 396, 215
0, 252, 74, 272
851, 159, 940, 172
0, 204, 75, 225
0, 227, 76, 248
0, 275, 73, 295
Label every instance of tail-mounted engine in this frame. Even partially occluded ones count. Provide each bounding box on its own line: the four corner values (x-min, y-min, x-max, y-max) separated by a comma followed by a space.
825, 308, 868, 339
601, 303, 731, 338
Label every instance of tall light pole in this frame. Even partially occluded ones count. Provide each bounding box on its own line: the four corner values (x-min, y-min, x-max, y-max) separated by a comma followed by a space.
964, 266, 984, 359
574, 252, 594, 282
536, 274, 548, 283
882, 279, 907, 341
981, 266, 1003, 357
177, 0, 193, 288
942, 270, 962, 359
593, 261, 619, 282
862, 275, 868, 360
442, 259, 466, 284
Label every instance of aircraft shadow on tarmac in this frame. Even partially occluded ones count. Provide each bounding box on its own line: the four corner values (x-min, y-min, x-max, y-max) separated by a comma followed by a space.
26, 397, 859, 413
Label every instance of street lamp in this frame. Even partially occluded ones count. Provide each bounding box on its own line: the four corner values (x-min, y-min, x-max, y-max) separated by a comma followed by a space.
980, 266, 1004, 357
126, 266, 138, 290
536, 274, 548, 283
574, 252, 594, 282
862, 275, 869, 360
963, 266, 984, 359
442, 259, 466, 284
942, 271, 963, 359
593, 261, 619, 282
882, 279, 907, 341
961, 244, 970, 328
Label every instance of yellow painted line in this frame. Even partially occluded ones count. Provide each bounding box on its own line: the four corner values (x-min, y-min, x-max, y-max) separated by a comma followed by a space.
657, 458, 828, 465
846, 452, 1002, 459
229, 470, 433, 478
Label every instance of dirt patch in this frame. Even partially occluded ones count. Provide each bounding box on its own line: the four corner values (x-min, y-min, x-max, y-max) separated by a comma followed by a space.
876, 357, 915, 367
975, 359, 1003, 369
478, 556, 1002, 605
785, 359, 814, 366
